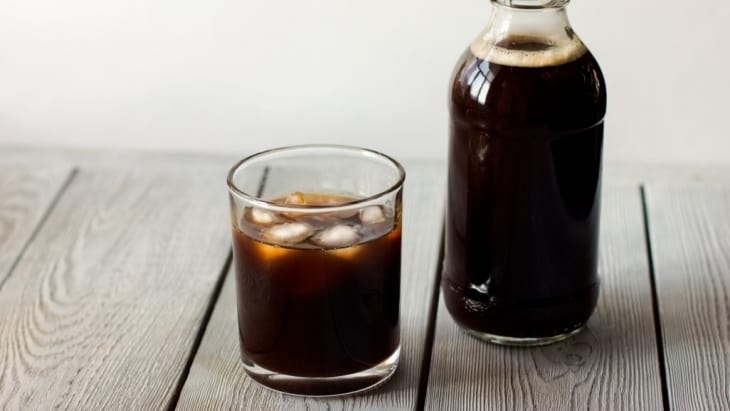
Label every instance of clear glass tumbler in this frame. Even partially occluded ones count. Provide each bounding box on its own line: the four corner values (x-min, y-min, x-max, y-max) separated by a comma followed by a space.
227, 145, 405, 396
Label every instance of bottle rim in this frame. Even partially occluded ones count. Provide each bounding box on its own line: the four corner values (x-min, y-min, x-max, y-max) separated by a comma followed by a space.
491, 0, 569, 9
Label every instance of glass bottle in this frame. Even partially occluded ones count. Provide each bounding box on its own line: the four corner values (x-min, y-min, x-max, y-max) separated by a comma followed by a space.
443, 0, 607, 345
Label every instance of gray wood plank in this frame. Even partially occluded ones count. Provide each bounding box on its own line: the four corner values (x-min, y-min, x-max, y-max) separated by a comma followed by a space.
603, 162, 730, 185
0, 145, 235, 170
0, 166, 231, 410
176, 160, 445, 411
0, 164, 73, 285
425, 184, 663, 410
645, 183, 730, 410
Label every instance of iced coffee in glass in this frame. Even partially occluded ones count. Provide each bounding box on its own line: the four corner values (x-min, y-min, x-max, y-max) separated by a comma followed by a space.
227, 145, 404, 396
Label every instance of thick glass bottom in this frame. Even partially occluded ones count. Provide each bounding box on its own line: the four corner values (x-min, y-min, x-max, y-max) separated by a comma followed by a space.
241, 346, 400, 397
462, 325, 584, 347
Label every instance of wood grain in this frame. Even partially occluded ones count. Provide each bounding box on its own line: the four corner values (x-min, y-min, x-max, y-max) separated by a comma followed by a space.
645, 183, 730, 410
176, 160, 445, 411
0, 166, 231, 410
0, 164, 73, 285
424, 184, 663, 410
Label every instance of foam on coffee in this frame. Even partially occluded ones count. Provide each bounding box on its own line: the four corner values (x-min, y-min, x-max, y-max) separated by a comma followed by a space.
470, 35, 586, 68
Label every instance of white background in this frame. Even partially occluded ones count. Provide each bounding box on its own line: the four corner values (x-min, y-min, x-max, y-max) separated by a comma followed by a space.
0, 0, 728, 164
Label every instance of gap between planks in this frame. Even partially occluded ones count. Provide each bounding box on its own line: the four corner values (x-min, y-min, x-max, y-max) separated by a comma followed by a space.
643, 182, 730, 410
0, 167, 78, 291
415, 232, 444, 411
166, 252, 233, 411
639, 185, 671, 411
166, 164, 268, 409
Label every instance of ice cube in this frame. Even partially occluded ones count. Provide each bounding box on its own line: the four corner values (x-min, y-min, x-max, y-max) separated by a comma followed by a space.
284, 192, 306, 205
284, 192, 353, 206
248, 207, 280, 226
311, 224, 360, 248
359, 205, 386, 225
263, 222, 314, 245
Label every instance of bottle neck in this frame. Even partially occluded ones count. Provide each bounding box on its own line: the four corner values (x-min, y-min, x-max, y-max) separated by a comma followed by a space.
488, 2, 573, 42
470, 0, 585, 67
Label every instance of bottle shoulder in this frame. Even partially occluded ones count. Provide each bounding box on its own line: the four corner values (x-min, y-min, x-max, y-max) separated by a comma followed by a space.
449, 47, 607, 131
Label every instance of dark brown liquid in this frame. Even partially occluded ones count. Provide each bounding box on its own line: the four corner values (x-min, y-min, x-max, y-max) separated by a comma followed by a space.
233, 194, 400, 390
444, 43, 607, 338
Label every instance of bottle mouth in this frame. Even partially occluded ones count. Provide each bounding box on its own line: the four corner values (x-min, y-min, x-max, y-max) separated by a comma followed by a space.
492, 0, 569, 9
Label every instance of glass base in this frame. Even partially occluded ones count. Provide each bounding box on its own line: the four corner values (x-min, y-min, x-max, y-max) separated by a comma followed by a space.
241, 347, 400, 397
463, 326, 584, 347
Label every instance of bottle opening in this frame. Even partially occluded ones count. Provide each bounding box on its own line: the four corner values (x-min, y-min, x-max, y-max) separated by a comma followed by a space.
473, 1, 584, 67
493, 0, 569, 9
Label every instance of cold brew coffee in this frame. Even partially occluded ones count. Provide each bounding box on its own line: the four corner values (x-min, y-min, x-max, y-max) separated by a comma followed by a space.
444, 5, 607, 345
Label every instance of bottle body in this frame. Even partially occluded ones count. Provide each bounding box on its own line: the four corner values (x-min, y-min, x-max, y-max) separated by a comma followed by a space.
443, 3, 607, 345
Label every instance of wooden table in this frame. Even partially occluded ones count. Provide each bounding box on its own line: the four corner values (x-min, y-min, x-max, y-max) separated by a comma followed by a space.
1, 147, 728, 410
